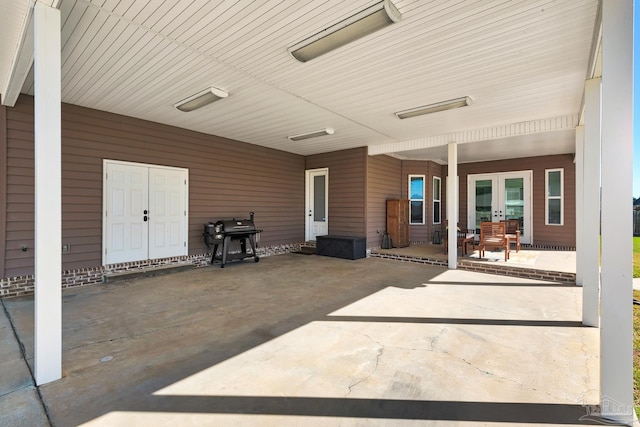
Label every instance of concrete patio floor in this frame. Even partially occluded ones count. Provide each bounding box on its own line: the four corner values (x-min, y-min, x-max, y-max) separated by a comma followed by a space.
1, 253, 602, 426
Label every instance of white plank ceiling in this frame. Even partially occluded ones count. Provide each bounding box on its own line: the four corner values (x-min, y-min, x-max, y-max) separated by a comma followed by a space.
1, 0, 599, 160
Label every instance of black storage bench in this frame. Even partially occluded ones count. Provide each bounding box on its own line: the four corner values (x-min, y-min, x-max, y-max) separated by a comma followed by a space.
316, 235, 366, 260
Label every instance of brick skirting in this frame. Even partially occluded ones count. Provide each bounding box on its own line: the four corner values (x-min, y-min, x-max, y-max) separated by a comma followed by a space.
0, 243, 303, 299
370, 252, 576, 285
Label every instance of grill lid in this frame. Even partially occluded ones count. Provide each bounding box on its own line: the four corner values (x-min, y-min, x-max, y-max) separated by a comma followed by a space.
217, 218, 257, 233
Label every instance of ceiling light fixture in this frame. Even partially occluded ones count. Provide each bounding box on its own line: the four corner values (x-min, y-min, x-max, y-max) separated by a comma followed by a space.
288, 128, 335, 141
174, 86, 228, 112
395, 96, 473, 119
288, 0, 402, 63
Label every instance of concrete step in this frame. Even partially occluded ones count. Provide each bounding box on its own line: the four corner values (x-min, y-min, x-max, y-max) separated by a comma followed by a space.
103, 263, 195, 284
298, 245, 316, 255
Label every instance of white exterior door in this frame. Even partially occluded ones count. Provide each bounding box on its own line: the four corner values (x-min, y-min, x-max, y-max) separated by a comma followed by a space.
105, 162, 149, 264
104, 161, 188, 265
306, 168, 328, 241
468, 171, 532, 244
148, 167, 187, 259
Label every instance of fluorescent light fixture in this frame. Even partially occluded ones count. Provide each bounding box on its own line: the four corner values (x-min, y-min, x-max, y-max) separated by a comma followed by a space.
288, 128, 335, 141
174, 86, 228, 112
289, 0, 401, 62
395, 96, 473, 119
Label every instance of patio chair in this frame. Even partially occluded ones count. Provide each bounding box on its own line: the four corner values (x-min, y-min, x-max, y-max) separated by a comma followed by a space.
479, 222, 510, 261
443, 221, 475, 256
500, 219, 521, 252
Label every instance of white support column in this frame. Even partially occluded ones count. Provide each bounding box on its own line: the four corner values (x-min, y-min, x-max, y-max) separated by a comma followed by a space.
447, 142, 458, 269
600, 0, 634, 424
583, 78, 601, 328
34, 2, 62, 385
574, 126, 584, 287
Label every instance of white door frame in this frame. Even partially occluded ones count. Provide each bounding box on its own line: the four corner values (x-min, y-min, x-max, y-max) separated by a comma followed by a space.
467, 171, 532, 244
305, 168, 329, 241
102, 159, 189, 265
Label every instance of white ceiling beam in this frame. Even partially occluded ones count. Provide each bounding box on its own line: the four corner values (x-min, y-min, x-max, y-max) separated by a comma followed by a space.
1, 1, 35, 107
367, 114, 579, 156
1, 0, 60, 107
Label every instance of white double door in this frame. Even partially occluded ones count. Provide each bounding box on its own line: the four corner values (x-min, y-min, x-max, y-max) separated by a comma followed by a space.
104, 160, 188, 264
468, 171, 532, 244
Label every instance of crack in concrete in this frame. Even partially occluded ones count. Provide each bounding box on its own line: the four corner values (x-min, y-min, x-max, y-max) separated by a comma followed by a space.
446, 349, 565, 401
469, 302, 518, 316
345, 337, 384, 397
317, 324, 387, 397
65, 323, 185, 351
1, 298, 53, 427
428, 327, 446, 351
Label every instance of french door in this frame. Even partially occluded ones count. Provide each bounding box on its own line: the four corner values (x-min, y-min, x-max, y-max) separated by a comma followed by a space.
103, 160, 188, 264
468, 171, 532, 244
305, 168, 329, 241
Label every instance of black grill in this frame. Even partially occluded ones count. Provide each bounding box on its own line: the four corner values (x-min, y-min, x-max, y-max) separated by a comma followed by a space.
203, 212, 262, 268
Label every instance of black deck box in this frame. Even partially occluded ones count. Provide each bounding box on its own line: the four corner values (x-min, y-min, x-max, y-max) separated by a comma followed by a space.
316, 235, 366, 260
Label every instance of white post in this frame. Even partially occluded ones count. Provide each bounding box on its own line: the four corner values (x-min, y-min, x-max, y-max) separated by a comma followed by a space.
575, 125, 584, 287
34, 2, 62, 385
600, 0, 634, 424
447, 142, 458, 269
583, 78, 601, 328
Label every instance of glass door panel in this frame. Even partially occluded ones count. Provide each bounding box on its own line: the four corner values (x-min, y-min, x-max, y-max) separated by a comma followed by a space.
503, 177, 525, 236
306, 169, 329, 240
474, 179, 495, 232
313, 175, 326, 222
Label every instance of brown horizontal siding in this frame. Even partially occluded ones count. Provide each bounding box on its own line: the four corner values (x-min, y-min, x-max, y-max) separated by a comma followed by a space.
4, 95, 305, 277
0, 105, 6, 277
5, 101, 33, 276
366, 155, 401, 247
306, 147, 367, 238
452, 154, 576, 247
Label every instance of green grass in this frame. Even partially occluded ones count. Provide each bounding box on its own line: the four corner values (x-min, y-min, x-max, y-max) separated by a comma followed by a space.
634, 290, 640, 407
634, 237, 640, 278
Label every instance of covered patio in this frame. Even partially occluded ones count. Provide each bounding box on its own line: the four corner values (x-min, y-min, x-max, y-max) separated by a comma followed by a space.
0, 0, 634, 425
2, 255, 599, 426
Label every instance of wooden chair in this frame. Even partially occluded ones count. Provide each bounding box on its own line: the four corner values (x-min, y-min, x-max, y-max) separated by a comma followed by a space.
443, 221, 475, 256
479, 222, 510, 261
500, 219, 521, 252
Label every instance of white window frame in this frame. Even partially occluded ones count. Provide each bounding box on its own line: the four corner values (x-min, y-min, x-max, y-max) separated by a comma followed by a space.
545, 168, 564, 226
409, 174, 425, 225
433, 176, 441, 224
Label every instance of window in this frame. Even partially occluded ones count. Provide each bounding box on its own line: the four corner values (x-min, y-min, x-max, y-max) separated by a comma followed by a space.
545, 169, 563, 225
409, 175, 425, 224
433, 176, 441, 224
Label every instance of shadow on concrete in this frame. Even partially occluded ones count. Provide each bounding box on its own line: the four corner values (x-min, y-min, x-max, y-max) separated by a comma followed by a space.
3, 254, 596, 426
117, 396, 603, 425
324, 316, 584, 327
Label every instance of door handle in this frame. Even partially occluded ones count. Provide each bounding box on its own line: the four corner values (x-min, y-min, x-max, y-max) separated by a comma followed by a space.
144, 216, 148, 222
144, 210, 148, 214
